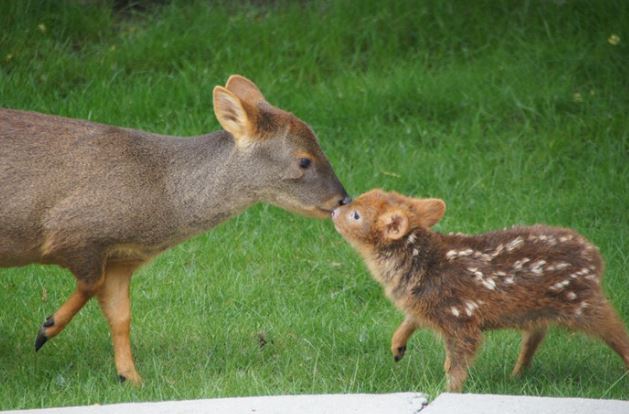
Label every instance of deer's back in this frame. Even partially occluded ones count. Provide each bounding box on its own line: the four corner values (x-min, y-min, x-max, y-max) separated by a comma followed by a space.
0, 109, 176, 266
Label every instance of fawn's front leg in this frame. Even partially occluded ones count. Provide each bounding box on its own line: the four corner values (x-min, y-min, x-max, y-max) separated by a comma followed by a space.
443, 329, 481, 392
391, 316, 420, 362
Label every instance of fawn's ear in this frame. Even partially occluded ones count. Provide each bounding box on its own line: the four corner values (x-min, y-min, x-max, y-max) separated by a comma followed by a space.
225, 75, 266, 106
378, 209, 409, 240
213, 86, 255, 144
412, 198, 446, 228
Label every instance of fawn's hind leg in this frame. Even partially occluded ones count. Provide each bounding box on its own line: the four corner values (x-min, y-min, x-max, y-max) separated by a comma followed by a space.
511, 326, 547, 377
391, 316, 420, 362
578, 301, 629, 369
97, 262, 142, 385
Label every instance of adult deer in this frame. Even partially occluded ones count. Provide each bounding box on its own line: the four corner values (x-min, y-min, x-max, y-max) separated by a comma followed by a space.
0, 75, 350, 384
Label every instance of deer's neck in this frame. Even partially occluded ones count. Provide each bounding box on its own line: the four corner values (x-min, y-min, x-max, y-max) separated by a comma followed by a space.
164, 131, 258, 240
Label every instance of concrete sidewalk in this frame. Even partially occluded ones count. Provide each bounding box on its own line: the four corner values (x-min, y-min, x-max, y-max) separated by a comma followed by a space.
3, 392, 628, 414
1, 393, 428, 414
424, 393, 629, 414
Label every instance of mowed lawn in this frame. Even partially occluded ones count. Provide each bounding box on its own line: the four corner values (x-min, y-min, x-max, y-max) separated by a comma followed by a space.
1, 0, 628, 409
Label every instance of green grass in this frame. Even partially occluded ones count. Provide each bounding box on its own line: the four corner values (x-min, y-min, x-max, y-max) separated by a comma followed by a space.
1, 0, 628, 409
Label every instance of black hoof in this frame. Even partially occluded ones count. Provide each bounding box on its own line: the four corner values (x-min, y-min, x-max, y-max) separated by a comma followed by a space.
43, 315, 54, 328
35, 316, 54, 351
118, 375, 127, 383
35, 330, 48, 351
394, 346, 407, 362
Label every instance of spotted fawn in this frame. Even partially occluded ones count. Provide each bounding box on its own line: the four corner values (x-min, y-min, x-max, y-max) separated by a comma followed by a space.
331, 189, 629, 392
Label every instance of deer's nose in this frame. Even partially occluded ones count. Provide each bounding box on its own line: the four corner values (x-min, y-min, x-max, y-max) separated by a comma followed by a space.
339, 195, 352, 206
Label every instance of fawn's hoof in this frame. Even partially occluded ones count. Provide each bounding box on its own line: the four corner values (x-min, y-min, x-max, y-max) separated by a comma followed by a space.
34, 316, 54, 351
118, 371, 143, 386
393, 346, 407, 362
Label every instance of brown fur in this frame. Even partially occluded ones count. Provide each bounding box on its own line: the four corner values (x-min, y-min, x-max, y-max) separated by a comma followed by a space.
0, 75, 349, 384
332, 189, 629, 392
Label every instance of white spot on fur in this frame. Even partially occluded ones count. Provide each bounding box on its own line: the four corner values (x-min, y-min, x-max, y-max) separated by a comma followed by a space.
473, 251, 492, 261
446, 250, 457, 260
467, 267, 483, 277
585, 274, 598, 282
506, 237, 524, 252
494, 271, 507, 277
464, 300, 479, 316
482, 278, 496, 290
407, 233, 417, 245
412, 248, 419, 256
513, 258, 530, 270
530, 260, 546, 274
566, 291, 577, 301
468, 267, 495, 290
549, 279, 570, 292
459, 248, 473, 256
575, 301, 589, 317
504, 276, 515, 285
451, 307, 460, 317
548, 262, 570, 270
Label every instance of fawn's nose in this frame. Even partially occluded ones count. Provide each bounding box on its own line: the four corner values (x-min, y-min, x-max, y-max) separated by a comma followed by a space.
339, 195, 352, 206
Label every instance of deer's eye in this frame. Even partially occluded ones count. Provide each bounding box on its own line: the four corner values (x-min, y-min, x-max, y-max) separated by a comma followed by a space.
299, 158, 312, 169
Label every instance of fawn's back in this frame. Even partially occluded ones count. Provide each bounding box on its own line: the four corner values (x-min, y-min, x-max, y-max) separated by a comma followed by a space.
437, 225, 604, 329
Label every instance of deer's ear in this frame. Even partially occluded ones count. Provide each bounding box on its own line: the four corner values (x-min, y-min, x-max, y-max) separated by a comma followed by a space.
225, 75, 266, 105
213, 86, 255, 144
412, 198, 446, 228
378, 209, 409, 240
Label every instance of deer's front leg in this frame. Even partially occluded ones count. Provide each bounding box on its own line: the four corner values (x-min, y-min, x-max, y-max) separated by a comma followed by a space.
391, 316, 420, 362
97, 262, 142, 385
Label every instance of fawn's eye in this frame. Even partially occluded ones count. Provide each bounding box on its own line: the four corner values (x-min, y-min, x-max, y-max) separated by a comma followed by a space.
351, 211, 361, 221
299, 158, 312, 169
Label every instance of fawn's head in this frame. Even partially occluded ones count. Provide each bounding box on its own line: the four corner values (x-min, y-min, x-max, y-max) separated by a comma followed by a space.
332, 189, 445, 248
213, 75, 350, 218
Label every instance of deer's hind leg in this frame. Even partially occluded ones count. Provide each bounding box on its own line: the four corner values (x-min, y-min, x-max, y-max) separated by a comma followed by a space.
96, 261, 142, 385
35, 251, 106, 351
574, 300, 629, 369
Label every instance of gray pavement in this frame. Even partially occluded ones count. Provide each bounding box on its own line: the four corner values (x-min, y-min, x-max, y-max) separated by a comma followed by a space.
3, 392, 629, 413
2, 392, 428, 414
423, 393, 629, 414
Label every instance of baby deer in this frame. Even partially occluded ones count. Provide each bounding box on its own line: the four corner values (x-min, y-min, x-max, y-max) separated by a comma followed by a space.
332, 189, 629, 392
